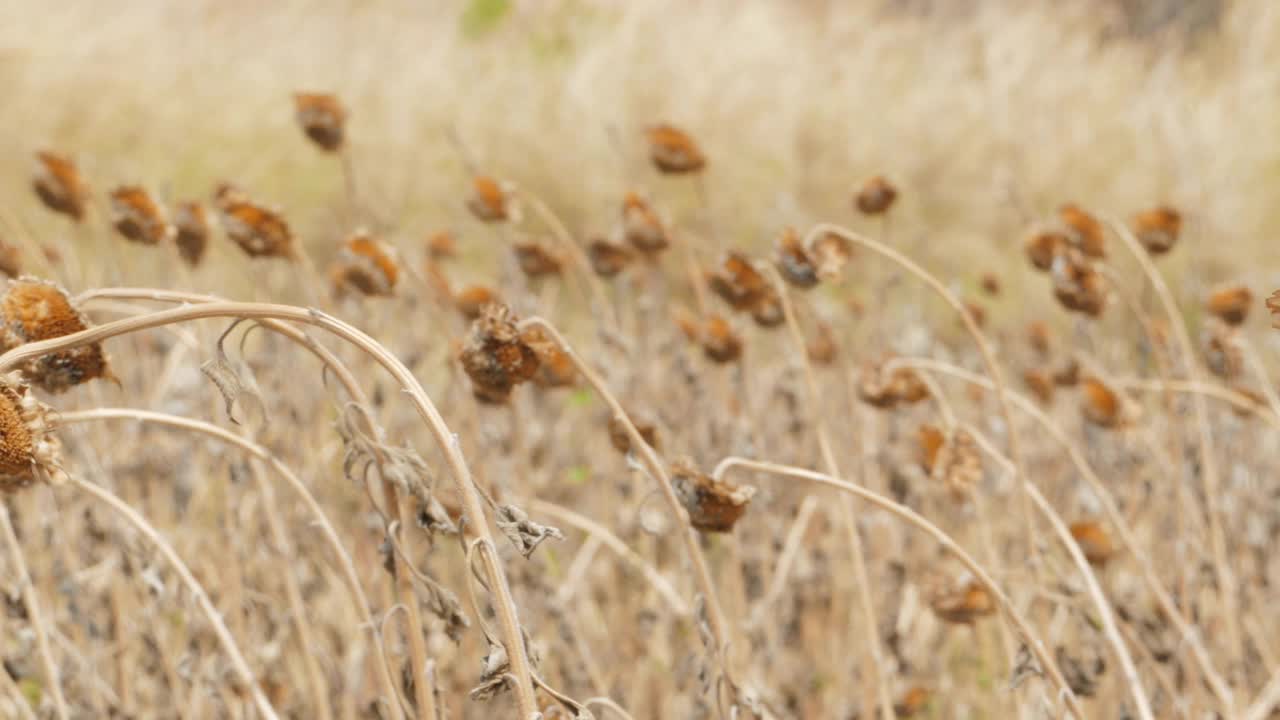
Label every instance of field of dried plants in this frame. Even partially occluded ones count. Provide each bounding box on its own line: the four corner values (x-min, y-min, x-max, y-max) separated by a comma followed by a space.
2, 0, 1280, 718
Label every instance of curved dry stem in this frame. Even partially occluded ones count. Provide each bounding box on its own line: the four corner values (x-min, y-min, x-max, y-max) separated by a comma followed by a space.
68, 476, 280, 719
1238, 335, 1280, 422
710, 456, 1085, 719
0, 501, 69, 720
1113, 378, 1280, 430
528, 499, 690, 617
0, 299, 538, 716
515, 318, 734, 681
56, 408, 405, 720
800, 223, 1040, 569
895, 357, 1234, 711
1107, 217, 1241, 685
762, 265, 895, 720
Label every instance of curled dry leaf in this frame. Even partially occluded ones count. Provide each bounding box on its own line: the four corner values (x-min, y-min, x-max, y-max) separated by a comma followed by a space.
495, 504, 564, 558
293, 92, 347, 152
644, 124, 706, 174
670, 460, 755, 533
0, 277, 113, 393
200, 323, 267, 427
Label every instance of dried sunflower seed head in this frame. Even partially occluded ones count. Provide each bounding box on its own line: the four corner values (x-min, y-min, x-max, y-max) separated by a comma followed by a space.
0, 277, 113, 393
459, 304, 540, 403
0, 372, 66, 493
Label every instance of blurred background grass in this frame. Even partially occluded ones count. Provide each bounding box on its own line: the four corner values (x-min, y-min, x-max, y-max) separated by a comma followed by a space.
1, 0, 1276, 293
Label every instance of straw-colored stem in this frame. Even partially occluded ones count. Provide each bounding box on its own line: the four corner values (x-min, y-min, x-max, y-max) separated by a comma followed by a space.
68, 476, 280, 719
0, 299, 538, 717
895, 357, 1235, 711
1114, 378, 1280, 428
516, 317, 733, 683
515, 188, 617, 330
0, 501, 69, 720
1107, 217, 1241, 684
763, 265, 895, 720
710, 456, 1084, 719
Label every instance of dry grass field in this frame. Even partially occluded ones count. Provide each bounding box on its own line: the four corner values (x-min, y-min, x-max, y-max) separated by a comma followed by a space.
1, 0, 1280, 718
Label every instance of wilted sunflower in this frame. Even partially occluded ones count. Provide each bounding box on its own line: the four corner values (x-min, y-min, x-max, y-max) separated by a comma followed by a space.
621, 192, 669, 254
467, 176, 513, 223
330, 231, 400, 297
1022, 368, 1055, 405
807, 320, 838, 366
1201, 319, 1243, 380
1059, 204, 1106, 258
458, 304, 539, 403
1069, 521, 1115, 567
607, 411, 659, 456
700, 314, 744, 364
893, 686, 933, 718
426, 231, 457, 260
930, 577, 995, 625
1130, 205, 1181, 256
1050, 250, 1107, 317
1026, 321, 1052, 356
0, 278, 112, 393
0, 242, 22, 279
453, 285, 502, 321
110, 186, 174, 246
173, 201, 211, 266
0, 373, 65, 492
1080, 375, 1137, 429
520, 325, 576, 389
293, 92, 347, 152
644, 124, 706, 174
773, 227, 819, 289
855, 176, 898, 215
979, 272, 1001, 297
917, 424, 981, 500
670, 460, 755, 532
809, 231, 854, 280
32, 151, 90, 222
1205, 285, 1252, 327
858, 359, 929, 409
512, 239, 563, 279
214, 190, 296, 259
586, 237, 633, 278
707, 251, 770, 312
1024, 230, 1066, 272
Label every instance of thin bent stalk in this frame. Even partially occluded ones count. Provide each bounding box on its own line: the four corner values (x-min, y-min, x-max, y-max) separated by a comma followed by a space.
0, 300, 539, 717
528, 499, 690, 617
515, 318, 735, 688
1107, 217, 1242, 683
894, 357, 1235, 711
709, 456, 1085, 719
0, 502, 69, 720
799, 223, 1041, 568
57, 408, 407, 719
1114, 378, 1280, 430
68, 476, 280, 720
764, 265, 895, 720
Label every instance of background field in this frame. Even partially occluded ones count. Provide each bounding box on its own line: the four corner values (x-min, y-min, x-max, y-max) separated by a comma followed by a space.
1, 1, 1279, 718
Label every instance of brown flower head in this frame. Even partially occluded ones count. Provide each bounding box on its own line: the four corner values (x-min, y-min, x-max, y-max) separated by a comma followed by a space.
330, 231, 400, 297
453, 285, 501, 321
707, 251, 770, 312
173, 201, 211, 266
0, 373, 65, 492
1059, 204, 1106, 258
1069, 521, 1115, 567
32, 152, 90, 222
1024, 230, 1066, 272
918, 424, 981, 500
293, 92, 347, 152
930, 577, 995, 625
1201, 319, 1243, 380
0, 242, 21, 279
1022, 368, 1055, 405
670, 460, 755, 533
774, 227, 819, 289
700, 314, 743, 364
426, 231, 456, 260
214, 192, 295, 259
1051, 249, 1107, 317
467, 176, 512, 222
458, 304, 539, 404
980, 272, 1001, 297
750, 292, 785, 328
587, 238, 633, 278
512, 239, 562, 279
855, 176, 898, 215
109, 186, 174, 246
808, 231, 854, 280
1026, 321, 1052, 356
621, 192, 669, 254
858, 359, 929, 409
1053, 358, 1080, 387
1205, 285, 1252, 327
0, 278, 112, 393
894, 686, 933, 718
1131, 205, 1181, 256
520, 325, 576, 389
644, 124, 706, 174
607, 412, 659, 456
1080, 375, 1137, 429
